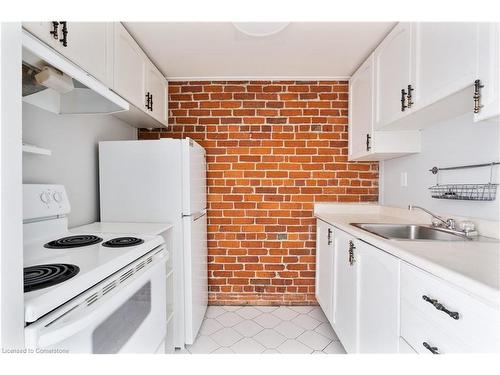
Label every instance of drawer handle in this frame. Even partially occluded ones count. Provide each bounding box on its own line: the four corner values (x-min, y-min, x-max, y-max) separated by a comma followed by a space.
422, 295, 460, 320
422, 341, 439, 354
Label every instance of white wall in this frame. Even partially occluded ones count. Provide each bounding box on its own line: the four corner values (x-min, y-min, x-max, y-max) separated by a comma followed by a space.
22, 103, 137, 227
380, 113, 500, 221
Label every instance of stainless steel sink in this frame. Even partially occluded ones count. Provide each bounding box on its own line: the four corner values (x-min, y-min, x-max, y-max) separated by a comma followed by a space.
350, 223, 470, 241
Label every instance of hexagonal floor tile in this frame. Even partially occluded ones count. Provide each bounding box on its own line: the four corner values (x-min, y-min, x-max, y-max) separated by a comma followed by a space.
205, 306, 226, 319
314, 322, 339, 341
186, 335, 219, 354
210, 327, 243, 347
289, 306, 316, 314
274, 321, 305, 339
277, 339, 314, 354
271, 306, 299, 321
236, 306, 262, 320
253, 313, 282, 328
307, 307, 328, 322
233, 320, 264, 337
216, 311, 244, 327
323, 340, 347, 354
212, 347, 235, 354
253, 328, 287, 348
199, 318, 223, 336
231, 338, 266, 354
291, 313, 321, 330
297, 330, 331, 351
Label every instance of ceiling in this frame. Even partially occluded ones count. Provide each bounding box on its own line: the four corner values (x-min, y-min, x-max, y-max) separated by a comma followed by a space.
124, 22, 396, 80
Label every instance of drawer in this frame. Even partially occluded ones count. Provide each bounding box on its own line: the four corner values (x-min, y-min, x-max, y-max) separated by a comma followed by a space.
401, 262, 499, 352
398, 337, 417, 353
401, 301, 471, 353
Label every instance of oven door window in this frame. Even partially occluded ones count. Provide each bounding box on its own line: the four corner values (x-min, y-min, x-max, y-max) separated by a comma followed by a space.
92, 282, 152, 354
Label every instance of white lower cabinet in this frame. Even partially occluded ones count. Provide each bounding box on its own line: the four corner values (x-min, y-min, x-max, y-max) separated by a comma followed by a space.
357, 241, 400, 353
333, 229, 358, 353
315, 221, 500, 354
315, 220, 335, 325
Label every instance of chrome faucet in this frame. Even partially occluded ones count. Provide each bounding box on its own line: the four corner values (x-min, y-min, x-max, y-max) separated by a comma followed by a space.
408, 205, 456, 230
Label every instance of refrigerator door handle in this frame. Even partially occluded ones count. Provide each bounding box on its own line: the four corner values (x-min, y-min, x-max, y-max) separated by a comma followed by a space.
182, 210, 206, 221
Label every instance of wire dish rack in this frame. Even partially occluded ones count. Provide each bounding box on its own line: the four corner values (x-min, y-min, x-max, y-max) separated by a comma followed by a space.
428, 162, 499, 201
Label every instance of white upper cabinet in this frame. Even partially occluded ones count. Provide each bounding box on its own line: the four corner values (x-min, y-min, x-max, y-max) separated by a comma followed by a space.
349, 52, 421, 161
349, 54, 374, 158
315, 220, 335, 325
374, 23, 413, 129
475, 23, 500, 122
357, 242, 400, 353
145, 61, 168, 125
23, 22, 113, 87
113, 22, 148, 110
333, 229, 358, 353
411, 22, 478, 110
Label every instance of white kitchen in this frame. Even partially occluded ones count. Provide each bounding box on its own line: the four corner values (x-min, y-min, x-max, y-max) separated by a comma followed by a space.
0, 1, 499, 373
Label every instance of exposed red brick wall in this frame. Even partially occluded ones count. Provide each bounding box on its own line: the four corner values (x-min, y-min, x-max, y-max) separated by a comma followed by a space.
139, 80, 378, 305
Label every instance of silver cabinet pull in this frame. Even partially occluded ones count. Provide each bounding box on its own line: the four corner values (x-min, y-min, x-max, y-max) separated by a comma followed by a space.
422, 295, 459, 320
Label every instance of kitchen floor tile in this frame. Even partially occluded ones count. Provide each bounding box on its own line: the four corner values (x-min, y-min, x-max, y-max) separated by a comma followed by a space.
253, 312, 282, 328
271, 306, 300, 320
233, 320, 264, 337
231, 338, 266, 354
277, 339, 314, 354
291, 313, 321, 330
274, 321, 305, 339
215, 311, 244, 327
253, 329, 287, 348
236, 306, 262, 320
183, 305, 345, 355
314, 321, 340, 341
323, 340, 347, 354
210, 327, 243, 347
186, 335, 219, 354
297, 330, 332, 351
199, 318, 223, 336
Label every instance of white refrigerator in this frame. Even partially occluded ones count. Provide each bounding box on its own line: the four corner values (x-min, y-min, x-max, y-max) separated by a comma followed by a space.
98, 138, 208, 347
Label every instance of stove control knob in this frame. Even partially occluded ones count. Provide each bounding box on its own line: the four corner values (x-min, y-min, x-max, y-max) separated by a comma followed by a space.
40, 192, 51, 203
53, 191, 63, 203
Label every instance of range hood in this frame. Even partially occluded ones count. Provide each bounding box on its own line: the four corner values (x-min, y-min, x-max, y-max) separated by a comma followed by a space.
22, 31, 129, 115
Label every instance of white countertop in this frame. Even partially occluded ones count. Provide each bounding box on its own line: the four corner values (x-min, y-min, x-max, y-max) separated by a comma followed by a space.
73, 222, 173, 236
314, 204, 500, 307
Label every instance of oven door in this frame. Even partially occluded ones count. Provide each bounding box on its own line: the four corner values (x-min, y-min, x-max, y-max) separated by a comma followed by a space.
25, 249, 167, 354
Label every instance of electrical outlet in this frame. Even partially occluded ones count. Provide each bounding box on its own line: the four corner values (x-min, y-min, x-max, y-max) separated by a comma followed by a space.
400, 172, 408, 187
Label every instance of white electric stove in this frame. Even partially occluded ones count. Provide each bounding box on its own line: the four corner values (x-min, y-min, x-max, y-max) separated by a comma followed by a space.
23, 184, 168, 353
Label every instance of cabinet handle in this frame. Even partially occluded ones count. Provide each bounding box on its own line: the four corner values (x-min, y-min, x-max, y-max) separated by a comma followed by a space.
473, 79, 484, 114
401, 88, 408, 112
59, 21, 68, 47
145, 92, 152, 111
407, 84, 414, 108
49, 21, 59, 40
422, 295, 460, 320
327, 228, 332, 245
150, 94, 153, 112
366, 133, 371, 152
348, 240, 356, 266
422, 342, 439, 354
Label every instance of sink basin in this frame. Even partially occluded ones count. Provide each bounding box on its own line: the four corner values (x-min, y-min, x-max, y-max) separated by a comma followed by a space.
350, 223, 470, 241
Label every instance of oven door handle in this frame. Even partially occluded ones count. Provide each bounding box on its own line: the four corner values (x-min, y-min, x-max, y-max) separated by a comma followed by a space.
37, 257, 166, 348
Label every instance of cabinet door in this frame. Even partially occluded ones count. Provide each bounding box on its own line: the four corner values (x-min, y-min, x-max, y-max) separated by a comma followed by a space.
357, 242, 400, 353
23, 22, 112, 86
412, 22, 478, 110
475, 23, 500, 122
374, 23, 413, 129
145, 61, 168, 124
23, 22, 61, 50
333, 229, 358, 353
349, 54, 374, 159
113, 22, 147, 109
315, 220, 334, 324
